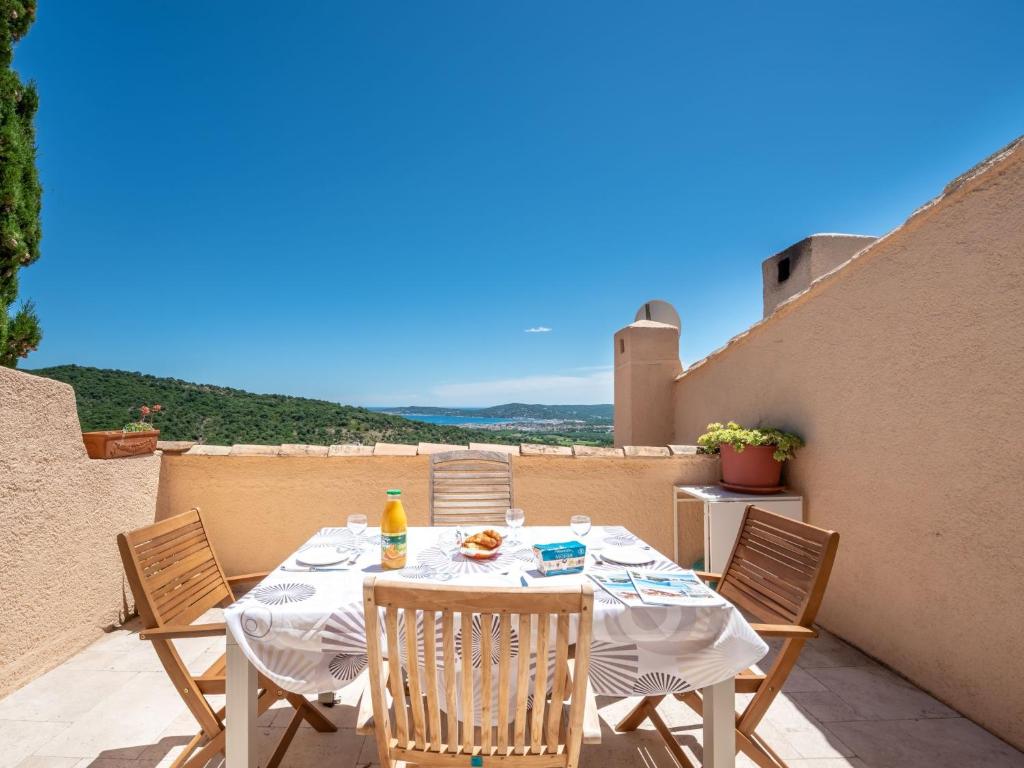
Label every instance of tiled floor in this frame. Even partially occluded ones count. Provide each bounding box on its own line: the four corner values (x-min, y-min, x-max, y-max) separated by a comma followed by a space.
1, 614, 1021, 768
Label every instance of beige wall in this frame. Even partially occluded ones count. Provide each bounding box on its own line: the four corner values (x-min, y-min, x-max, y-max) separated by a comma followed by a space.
0, 367, 160, 698
156, 452, 718, 576
613, 320, 682, 448
672, 138, 1024, 748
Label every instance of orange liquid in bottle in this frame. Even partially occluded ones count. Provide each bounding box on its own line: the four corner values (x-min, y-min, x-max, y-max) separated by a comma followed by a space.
380, 489, 408, 570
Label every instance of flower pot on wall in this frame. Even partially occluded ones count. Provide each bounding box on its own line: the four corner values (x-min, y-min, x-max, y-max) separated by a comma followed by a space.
82, 430, 160, 459
719, 443, 783, 492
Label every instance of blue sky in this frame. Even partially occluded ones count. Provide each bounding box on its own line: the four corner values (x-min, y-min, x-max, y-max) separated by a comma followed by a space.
14, 1, 1024, 406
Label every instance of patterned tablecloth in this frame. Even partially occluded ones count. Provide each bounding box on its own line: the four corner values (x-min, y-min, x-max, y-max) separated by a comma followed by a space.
224, 526, 767, 700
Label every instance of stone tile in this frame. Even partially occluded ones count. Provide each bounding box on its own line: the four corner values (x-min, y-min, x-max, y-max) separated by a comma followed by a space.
327, 444, 374, 457
416, 442, 468, 454
623, 446, 671, 458
782, 668, 828, 693
572, 445, 624, 457
827, 718, 1024, 768
230, 444, 279, 456
808, 666, 958, 720
254, 724, 367, 767
668, 444, 699, 455
468, 442, 520, 455
34, 672, 186, 758
185, 444, 231, 456
797, 629, 875, 669
0, 668, 138, 723
519, 444, 572, 456
14, 759, 80, 768
155, 441, 195, 454
279, 444, 329, 457
0, 722, 70, 768
781, 760, 870, 768
372, 443, 417, 456
762, 697, 855, 759
787, 690, 868, 722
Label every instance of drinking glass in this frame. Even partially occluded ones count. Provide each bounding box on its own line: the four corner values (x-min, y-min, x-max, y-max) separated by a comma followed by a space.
347, 514, 368, 555
570, 514, 592, 540
505, 508, 525, 544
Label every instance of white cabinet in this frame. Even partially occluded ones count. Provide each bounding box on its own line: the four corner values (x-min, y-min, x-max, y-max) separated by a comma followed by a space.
674, 485, 803, 572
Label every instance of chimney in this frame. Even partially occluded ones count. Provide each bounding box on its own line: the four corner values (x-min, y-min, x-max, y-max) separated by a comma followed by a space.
613, 317, 681, 448
762, 234, 876, 317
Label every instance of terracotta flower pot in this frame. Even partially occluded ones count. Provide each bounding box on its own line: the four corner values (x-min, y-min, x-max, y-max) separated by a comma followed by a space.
82, 430, 160, 459
719, 443, 783, 491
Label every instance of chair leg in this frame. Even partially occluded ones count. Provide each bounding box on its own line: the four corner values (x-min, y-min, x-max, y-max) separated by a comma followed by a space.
286, 692, 338, 733
176, 729, 226, 768
614, 694, 664, 732
644, 701, 695, 768
266, 707, 305, 768
737, 728, 790, 768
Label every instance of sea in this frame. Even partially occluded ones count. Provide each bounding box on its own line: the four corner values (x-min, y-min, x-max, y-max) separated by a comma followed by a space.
376, 412, 512, 427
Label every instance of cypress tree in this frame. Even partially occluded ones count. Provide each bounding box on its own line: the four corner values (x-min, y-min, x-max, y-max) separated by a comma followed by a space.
0, 0, 41, 367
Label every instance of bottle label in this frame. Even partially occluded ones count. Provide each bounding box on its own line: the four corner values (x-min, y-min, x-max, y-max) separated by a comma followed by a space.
381, 532, 407, 564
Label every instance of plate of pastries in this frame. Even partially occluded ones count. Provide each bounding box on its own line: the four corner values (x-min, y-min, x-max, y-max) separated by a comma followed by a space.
459, 529, 504, 559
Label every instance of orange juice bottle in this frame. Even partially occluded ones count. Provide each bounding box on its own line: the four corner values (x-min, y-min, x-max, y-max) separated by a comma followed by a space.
380, 489, 408, 570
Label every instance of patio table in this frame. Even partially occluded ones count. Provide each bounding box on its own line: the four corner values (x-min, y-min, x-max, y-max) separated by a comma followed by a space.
224, 525, 768, 768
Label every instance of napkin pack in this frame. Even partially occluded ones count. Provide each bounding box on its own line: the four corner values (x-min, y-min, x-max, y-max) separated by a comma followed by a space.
532, 541, 586, 575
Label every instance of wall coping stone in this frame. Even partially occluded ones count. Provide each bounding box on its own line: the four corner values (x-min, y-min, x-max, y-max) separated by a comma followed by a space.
624, 446, 671, 458
279, 444, 329, 457
170, 441, 699, 460
186, 444, 231, 456
520, 444, 573, 456
231, 444, 280, 456
469, 442, 520, 455
328, 444, 374, 457
417, 442, 469, 454
669, 445, 700, 456
573, 445, 625, 458
374, 442, 418, 456
157, 440, 196, 454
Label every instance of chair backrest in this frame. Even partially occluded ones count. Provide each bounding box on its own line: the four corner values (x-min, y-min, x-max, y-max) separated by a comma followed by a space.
429, 449, 514, 526
718, 505, 840, 629
117, 508, 233, 630
362, 578, 594, 768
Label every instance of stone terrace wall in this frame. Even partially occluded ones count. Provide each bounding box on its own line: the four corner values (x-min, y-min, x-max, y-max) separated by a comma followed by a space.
0, 368, 161, 698
672, 137, 1024, 748
155, 442, 717, 576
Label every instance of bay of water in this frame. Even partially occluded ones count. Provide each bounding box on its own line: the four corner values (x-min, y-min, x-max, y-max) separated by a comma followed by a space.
383, 412, 512, 426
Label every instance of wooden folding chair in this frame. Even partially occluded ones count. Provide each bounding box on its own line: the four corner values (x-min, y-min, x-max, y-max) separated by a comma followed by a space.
429, 449, 514, 526
117, 509, 337, 768
362, 577, 594, 767
616, 506, 840, 768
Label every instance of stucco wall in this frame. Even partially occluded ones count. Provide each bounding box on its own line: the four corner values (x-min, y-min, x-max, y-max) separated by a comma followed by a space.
0, 367, 161, 698
155, 452, 718, 576
672, 138, 1024, 747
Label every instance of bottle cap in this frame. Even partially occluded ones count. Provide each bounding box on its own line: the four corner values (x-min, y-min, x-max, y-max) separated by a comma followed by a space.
386, 489, 402, 496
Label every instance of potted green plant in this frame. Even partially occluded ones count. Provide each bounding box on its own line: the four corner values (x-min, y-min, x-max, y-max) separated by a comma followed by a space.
697, 421, 803, 492
83, 404, 164, 459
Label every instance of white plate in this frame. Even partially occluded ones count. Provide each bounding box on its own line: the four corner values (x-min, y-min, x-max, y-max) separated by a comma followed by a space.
295, 549, 347, 567
599, 546, 655, 566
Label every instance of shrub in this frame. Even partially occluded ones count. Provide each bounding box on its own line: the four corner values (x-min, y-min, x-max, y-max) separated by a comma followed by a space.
697, 421, 803, 462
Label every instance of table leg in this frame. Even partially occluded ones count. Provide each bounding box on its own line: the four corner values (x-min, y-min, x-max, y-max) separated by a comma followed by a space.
226, 628, 257, 768
703, 676, 735, 768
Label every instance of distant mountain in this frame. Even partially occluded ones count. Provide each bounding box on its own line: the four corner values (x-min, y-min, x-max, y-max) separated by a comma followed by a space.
381, 403, 613, 423
28, 366, 613, 447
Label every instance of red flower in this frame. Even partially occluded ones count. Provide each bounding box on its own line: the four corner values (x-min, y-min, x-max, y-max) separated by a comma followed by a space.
153, 404, 162, 412
139, 405, 151, 416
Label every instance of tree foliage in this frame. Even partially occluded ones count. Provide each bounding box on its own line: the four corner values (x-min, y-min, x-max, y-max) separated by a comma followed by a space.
0, 0, 42, 367
31, 365, 613, 447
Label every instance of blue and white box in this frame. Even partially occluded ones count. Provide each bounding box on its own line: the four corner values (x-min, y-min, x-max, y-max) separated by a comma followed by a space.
532, 541, 587, 575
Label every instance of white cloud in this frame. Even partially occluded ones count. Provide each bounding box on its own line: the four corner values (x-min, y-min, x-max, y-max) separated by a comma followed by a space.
524, 326, 552, 333
429, 369, 612, 406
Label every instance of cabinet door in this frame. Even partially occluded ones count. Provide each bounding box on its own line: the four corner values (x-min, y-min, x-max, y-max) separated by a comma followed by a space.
706, 499, 803, 572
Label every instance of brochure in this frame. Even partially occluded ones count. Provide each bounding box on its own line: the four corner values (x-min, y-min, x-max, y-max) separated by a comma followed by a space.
626, 568, 716, 606
588, 571, 643, 605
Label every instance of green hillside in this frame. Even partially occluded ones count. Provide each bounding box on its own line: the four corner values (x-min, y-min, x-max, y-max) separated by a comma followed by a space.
29, 365, 611, 447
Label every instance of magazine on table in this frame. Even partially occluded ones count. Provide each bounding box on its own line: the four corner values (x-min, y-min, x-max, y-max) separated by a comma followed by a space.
626, 568, 716, 606
588, 571, 644, 605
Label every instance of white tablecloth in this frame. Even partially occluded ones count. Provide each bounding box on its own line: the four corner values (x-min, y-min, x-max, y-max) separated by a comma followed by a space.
224, 526, 767, 700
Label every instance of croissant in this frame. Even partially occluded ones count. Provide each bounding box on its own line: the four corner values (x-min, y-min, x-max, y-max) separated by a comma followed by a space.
464, 529, 503, 549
